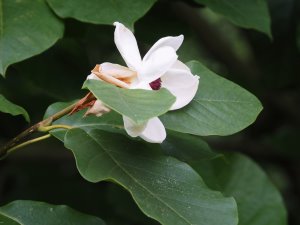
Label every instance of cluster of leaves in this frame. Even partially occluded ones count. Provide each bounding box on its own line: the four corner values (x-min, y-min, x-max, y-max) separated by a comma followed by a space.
0, 0, 288, 225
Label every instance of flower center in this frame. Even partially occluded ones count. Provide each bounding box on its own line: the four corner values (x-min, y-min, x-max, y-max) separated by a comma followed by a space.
149, 78, 162, 90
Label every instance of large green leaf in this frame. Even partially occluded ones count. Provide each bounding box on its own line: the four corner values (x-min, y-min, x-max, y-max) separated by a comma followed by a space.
84, 80, 175, 125
0, 0, 64, 76
64, 128, 238, 225
47, 0, 157, 28
161, 61, 263, 136
0, 200, 105, 225
194, 154, 288, 225
0, 213, 19, 225
0, 94, 29, 121
160, 137, 287, 225
195, 0, 271, 37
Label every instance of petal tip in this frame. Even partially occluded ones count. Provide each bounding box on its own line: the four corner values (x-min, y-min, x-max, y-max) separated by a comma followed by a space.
113, 22, 120, 26
87, 73, 99, 80
139, 118, 166, 143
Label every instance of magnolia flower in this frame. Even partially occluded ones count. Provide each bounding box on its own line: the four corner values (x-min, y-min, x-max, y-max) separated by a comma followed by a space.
87, 22, 199, 143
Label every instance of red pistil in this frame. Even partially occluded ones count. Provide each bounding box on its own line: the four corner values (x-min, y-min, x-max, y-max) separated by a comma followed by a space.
149, 78, 162, 90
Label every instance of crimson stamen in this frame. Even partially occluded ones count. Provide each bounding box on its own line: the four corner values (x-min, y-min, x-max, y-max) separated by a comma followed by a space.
149, 78, 162, 90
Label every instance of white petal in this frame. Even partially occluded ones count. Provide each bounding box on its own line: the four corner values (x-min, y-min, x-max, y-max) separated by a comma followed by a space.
123, 116, 146, 137
139, 117, 166, 143
143, 35, 184, 61
172, 60, 191, 72
161, 69, 199, 110
90, 63, 131, 88
101, 62, 136, 78
114, 22, 142, 71
87, 73, 100, 80
140, 46, 178, 83
85, 100, 110, 117
129, 81, 151, 90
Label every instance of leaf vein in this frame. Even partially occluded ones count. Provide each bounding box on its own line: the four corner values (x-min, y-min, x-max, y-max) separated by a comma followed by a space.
88, 133, 193, 225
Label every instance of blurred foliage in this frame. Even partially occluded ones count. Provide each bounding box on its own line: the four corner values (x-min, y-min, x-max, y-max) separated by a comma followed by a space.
0, 0, 299, 224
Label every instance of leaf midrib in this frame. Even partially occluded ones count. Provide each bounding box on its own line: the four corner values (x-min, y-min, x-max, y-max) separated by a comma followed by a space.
0, 211, 23, 225
88, 132, 192, 225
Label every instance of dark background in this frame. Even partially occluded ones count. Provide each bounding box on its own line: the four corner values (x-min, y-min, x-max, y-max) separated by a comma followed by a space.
0, 0, 299, 224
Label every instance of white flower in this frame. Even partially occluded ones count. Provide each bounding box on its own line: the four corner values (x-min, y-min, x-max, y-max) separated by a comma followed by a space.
88, 22, 199, 143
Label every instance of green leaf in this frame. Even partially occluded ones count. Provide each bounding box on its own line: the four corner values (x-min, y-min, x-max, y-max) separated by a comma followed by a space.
161, 131, 221, 162
0, 94, 29, 121
0, 213, 19, 225
47, 0, 157, 28
160, 137, 287, 225
0, 0, 64, 76
0, 200, 105, 225
44, 101, 123, 141
194, 154, 288, 225
84, 80, 176, 124
64, 128, 238, 225
195, 0, 271, 37
161, 61, 263, 136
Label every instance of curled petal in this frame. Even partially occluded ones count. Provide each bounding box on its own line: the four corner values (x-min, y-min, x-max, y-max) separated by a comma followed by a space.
171, 60, 191, 72
85, 100, 110, 117
161, 69, 199, 110
114, 22, 142, 71
100, 62, 137, 86
123, 116, 166, 143
87, 73, 100, 80
91, 64, 130, 88
143, 35, 184, 61
139, 117, 166, 143
101, 62, 137, 80
123, 116, 146, 137
140, 46, 178, 84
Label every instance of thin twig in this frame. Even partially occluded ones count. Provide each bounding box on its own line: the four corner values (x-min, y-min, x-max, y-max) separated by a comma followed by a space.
3, 134, 52, 159
0, 102, 77, 158
38, 124, 73, 132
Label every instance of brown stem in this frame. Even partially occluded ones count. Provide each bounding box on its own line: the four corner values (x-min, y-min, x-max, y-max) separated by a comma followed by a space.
0, 101, 77, 158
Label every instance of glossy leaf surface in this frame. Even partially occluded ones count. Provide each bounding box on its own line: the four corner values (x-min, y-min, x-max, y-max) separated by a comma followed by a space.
0, 200, 105, 225
160, 137, 287, 225
0, 94, 29, 121
47, 0, 157, 28
64, 128, 238, 225
0, 0, 64, 75
195, 0, 271, 37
